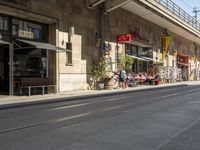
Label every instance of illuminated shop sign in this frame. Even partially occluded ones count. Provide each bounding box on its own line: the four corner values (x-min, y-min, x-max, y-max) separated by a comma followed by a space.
18, 30, 34, 39
117, 34, 132, 43
117, 32, 150, 43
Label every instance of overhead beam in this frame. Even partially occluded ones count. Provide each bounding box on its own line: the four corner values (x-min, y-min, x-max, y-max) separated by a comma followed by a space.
88, 0, 106, 9
105, 0, 132, 13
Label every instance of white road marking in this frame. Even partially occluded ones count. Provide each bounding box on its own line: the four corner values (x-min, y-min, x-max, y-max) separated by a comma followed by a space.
53, 112, 91, 123
160, 93, 181, 98
102, 105, 122, 111
51, 103, 90, 110
101, 97, 124, 102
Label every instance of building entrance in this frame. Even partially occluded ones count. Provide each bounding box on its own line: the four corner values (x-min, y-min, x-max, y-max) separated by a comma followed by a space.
0, 44, 9, 94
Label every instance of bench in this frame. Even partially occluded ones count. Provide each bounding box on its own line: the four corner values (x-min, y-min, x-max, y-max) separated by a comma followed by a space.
19, 77, 56, 96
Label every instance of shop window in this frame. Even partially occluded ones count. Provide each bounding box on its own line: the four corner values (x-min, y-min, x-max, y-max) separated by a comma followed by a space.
66, 42, 72, 65
138, 47, 153, 57
12, 18, 48, 41
125, 44, 137, 55
14, 49, 47, 77
0, 16, 8, 31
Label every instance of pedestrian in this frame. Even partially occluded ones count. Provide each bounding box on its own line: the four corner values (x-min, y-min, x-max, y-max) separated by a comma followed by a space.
119, 68, 126, 89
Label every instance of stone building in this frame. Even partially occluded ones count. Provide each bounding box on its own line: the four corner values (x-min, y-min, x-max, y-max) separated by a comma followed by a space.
0, 0, 200, 95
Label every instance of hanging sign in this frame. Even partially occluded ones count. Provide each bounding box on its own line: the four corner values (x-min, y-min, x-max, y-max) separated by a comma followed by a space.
162, 35, 172, 61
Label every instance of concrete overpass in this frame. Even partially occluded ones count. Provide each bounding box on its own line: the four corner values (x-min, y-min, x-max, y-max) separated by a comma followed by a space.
88, 0, 200, 45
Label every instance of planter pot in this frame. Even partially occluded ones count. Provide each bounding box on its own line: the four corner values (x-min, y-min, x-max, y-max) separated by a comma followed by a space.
154, 80, 160, 85
104, 78, 114, 90
96, 82, 104, 90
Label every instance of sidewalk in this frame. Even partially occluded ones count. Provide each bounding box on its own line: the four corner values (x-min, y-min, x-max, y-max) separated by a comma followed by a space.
0, 81, 200, 109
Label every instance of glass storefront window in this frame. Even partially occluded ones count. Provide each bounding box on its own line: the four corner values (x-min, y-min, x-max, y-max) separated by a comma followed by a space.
12, 18, 48, 41
138, 61, 147, 73
125, 43, 153, 57
0, 16, 8, 31
125, 44, 137, 55
14, 49, 47, 77
138, 47, 153, 57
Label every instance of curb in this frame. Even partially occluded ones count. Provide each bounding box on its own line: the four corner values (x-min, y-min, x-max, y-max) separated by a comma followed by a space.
0, 84, 188, 110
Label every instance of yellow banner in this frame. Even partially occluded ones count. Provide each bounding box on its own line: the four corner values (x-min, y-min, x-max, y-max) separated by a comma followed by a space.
162, 50, 166, 61
191, 55, 196, 61
162, 36, 172, 61
173, 50, 177, 57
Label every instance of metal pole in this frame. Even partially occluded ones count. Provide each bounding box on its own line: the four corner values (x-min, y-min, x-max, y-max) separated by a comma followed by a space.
9, 42, 14, 96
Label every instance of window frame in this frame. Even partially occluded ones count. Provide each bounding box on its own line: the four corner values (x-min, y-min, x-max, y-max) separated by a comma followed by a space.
11, 17, 48, 42
65, 42, 73, 65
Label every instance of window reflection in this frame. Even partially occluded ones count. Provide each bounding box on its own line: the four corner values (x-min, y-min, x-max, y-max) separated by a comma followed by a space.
14, 49, 47, 77
12, 18, 48, 41
0, 16, 8, 31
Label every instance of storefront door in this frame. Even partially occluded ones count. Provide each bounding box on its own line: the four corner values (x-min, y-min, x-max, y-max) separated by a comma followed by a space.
0, 44, 9, 94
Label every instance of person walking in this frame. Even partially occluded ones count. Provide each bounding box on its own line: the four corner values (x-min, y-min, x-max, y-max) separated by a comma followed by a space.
119, 68, 126, 89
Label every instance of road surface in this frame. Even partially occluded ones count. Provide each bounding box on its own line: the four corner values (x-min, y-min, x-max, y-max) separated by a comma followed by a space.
0, 85, 200, 150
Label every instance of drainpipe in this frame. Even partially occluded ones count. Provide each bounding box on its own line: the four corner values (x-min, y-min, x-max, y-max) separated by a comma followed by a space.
9, 42, 14, 96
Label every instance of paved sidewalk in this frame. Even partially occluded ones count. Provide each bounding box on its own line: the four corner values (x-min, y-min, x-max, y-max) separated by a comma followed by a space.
0, 81, 200, 108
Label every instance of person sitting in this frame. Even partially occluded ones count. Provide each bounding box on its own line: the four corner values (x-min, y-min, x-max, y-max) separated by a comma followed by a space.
144, 74, 154, 85
128, 72, 138, 87
138, 73, 146, 85
134, 73, 140, 79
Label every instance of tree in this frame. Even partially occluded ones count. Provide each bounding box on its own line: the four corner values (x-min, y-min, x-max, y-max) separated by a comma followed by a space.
118, 55, 135, 73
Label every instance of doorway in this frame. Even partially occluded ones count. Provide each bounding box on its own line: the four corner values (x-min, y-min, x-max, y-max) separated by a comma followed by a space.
0, 44, 9, 94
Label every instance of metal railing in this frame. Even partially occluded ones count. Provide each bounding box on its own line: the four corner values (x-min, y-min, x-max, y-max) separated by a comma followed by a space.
154, 0, 200, 31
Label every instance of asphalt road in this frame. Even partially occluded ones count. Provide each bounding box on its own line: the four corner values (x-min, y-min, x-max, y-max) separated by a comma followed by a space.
1, 85, 200, 150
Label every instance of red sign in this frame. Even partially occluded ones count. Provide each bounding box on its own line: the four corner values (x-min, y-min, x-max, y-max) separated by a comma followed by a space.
117, 34, 132, 43
177, 54, 189, 65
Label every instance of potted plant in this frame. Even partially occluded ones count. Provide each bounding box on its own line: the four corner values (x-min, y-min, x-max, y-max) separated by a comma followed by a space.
104, 71, 115, 90
91, 57, 106, 90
